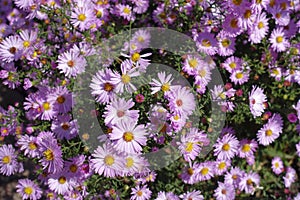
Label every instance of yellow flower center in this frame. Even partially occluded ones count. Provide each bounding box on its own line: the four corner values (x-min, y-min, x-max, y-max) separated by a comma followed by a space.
246, 179, 253, 185
229, 62, 236, 69
232, 0, 242, 5
131, 52, 140, 62
9, 47, 17, 54
24, 187, 33, 195
272, 69, 279, 75
275, 13, 281, 19
222, 143, 230, 151
67, 60, 74, 67
137, 190, 143, 197
58, 176, 66, 184
161, 83, 170, 92
256, 0, 262, 3
200, 167, 209, 175
104, 155, 114, 166
219, 92, 226, 100
185, 142, 194, 153
274, 162, 279, 168
123, 132, 134, 142
78, 14, 86, 21
244, 10, 252, 19
42, 102, 50, 111
137, 36, 144, 43
280, 2, 287, 10
221, 39, 230, 48
123, 7, 131, 14
103, 82, 114, 92
265, 129, 273, 136
187, 168, 194, 175
2, 156, 10, 164
29, 142, 37, 150
201, 39, 211, 47
96, 10, 102, 18
43, 149, 54, 161
198, 69, 207, 77
188, 59, 198, 68
56, 96, 65, 104
276, 36, 283, 43
235, 72, 243, 79
61, 123, 70, 130
23, 41, 30, 48
70, 164, 78, 173
218, 162, 226, 169
173, 115, 180, 120
126, 157, 134, 168
230, 19, 238, 28
121, 74, 131, 84
258, 22, 264, 29
242, 144, 251, 152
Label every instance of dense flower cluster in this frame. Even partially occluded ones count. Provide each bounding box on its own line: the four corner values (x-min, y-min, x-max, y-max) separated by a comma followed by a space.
0, 0, 299, 199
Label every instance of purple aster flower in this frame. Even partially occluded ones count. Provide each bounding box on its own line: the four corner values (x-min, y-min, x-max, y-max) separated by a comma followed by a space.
195, 63, 212, 85
214, 160, 231, 176
224, 167, 244, 188
269, 27, 290, 52
271, 156, 284, 175
121, 52, 152, 73
57, 50, 87, 77
47, 86, 73, 113
17, 135, 40, 158
51, 114, 78, 140
115, 4, 135, 21
230, 69, 250, 85
237, 4, 256, 29
239, 171, 260, 194
122, 154, 149, 176
132, 29, 151, 49
0, 144, 19, 176
37, 133, 64, 174
16, 178, 42, 200
19, 29, 37, 53
0, 35, 23, 63
155, 191, 180, 200
90, 68, 116, 104
248, 11, 269, 44
249, 85, 267, 118
213, 133, 239, 160
110, 60, 139, 94
238, 139, 258, 158
257, 113, 283, 146
283, 167, 296, 188
48, 170, 76, 195
110, 120, 148, 154
251, 0, 269, 12
222, 56, 243, 74
181, 162, 199, 184
178, 128, 209, 162
194, 31, 218, 56
195, 161, 214, 181
71, 6, 95, 31
217, 31, 236, 56
214, 182, 235, 200
65, 155, 86, 178
222, 14, 243, 37
91, 143, 124, 177
182, 54, 203, 76
167, 86, 196, 117
103, 97, 139, 127
149, 71, 177, 95
269, 5, 290, 26
130, 185, 152, 200
179, 190, 204, 200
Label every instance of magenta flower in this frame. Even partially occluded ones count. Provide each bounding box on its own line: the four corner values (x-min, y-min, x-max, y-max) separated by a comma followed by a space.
130, 185, 152, 200
249, 85, 267, 118
271, 157, 284, 175
57, 50, 87, 77
239, 171, 260, 194
214, 182, 235, 200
